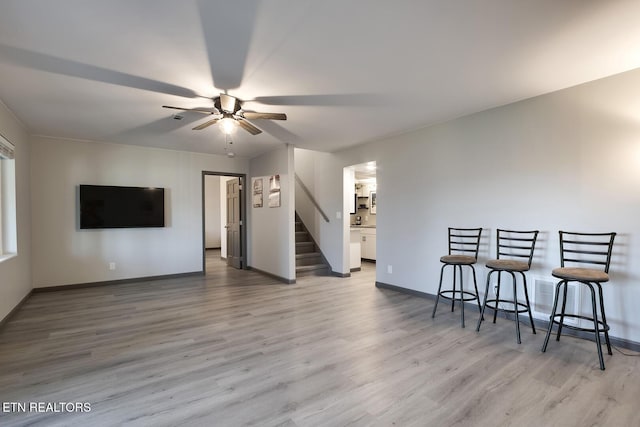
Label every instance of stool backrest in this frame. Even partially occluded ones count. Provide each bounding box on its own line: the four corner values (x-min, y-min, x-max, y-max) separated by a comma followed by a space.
558, 231, 616, 273
448, 227, 482, 258
496, 229, 539, 268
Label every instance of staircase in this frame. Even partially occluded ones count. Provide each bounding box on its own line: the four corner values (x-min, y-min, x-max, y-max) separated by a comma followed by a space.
295, 214, 330, 277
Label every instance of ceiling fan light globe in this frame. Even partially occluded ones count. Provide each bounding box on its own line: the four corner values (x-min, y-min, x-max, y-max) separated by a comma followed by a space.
220, 117, 237, 135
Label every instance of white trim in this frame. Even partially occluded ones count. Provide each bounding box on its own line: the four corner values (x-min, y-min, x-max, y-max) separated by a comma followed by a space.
0, 253, 17, 264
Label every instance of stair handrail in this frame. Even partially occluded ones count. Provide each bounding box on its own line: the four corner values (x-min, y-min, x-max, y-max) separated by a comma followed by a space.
295, 173, 330, 223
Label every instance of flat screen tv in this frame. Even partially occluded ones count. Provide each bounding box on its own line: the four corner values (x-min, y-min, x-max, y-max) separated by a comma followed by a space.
79, 185, 165, 229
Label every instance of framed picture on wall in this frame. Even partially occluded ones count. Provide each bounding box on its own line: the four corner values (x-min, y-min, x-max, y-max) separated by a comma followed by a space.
268, 174, 281, 208
370, 192, 376, 214
252, 178, 263, 208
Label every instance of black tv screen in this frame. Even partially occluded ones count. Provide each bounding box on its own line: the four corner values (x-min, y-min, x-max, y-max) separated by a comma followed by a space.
79, 185, 165, 229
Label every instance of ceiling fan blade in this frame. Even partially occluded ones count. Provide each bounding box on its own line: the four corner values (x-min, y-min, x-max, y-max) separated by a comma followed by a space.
163, 105, 188, 111
0, 44, 201, 99
242, 112, 287, 120
197, 2, 258, 90
252, 93, 387, 107
237, 119, 262, 135
220, 94, 239, 114
192, 118, 221, 130
163, 105, 218, 114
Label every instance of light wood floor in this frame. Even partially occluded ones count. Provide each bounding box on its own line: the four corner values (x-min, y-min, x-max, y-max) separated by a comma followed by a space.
1, 251, 640, 426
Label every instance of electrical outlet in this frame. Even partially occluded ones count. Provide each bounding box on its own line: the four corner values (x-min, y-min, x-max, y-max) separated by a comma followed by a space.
387, 265, 393, 274
109, 262, 116, 271
336, 211, 341, 219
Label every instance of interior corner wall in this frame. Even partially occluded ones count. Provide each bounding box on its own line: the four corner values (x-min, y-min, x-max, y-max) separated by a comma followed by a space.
248, 145, 295, 281
0, 100, 31, 322
30, 136, 249, 288
204, 175, 221, 248
298, 67, 640, 343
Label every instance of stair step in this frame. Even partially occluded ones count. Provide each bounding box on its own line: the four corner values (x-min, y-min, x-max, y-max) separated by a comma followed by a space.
296, 241, 315, 253
296, 263, 330, 277
296, 252, 323, 267
295, 231, 311, 243
295, 212, 329, 275
296, 264, 327, 271
296, 252, 321, 259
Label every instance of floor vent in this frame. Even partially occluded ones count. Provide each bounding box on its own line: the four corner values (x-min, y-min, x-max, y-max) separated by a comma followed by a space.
531, 277, 581, 326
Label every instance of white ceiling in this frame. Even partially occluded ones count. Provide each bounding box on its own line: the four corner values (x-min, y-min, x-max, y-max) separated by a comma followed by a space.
1, 1, 640, 158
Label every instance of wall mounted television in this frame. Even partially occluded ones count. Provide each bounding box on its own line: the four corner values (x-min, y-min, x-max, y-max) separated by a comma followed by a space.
79, 185, 165, 229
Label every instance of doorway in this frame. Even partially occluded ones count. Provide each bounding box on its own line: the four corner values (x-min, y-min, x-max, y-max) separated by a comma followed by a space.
202, 171, 247, 273
344, 161, 377, 273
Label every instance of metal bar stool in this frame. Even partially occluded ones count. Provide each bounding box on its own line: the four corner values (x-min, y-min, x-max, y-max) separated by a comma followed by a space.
541, 231, 616, 370
476, 229, 538, 343
432, 227, 482, 328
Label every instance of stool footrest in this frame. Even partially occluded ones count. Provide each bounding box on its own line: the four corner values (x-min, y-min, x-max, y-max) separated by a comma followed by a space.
438, 290, 478, 302
550, 314, 610, 334
484, 298, 530, 314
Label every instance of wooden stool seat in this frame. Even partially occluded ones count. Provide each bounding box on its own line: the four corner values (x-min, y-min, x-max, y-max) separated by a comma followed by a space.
485, 259, 530, 272
440, 255, 476, 265
552, 267, 609, 283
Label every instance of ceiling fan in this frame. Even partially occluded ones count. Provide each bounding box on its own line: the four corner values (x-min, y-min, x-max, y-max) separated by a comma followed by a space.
162, 93, 287, 135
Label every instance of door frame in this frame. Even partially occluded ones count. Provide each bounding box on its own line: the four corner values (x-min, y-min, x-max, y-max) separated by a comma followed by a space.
343, 161, 377, 274
201, 171, 248, 273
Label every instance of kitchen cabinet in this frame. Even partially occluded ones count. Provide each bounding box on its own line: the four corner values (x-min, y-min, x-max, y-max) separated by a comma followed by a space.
355, 183, 368, 197
355, 183, 377, 212
350, 229, 362, 270
356, 182, 376, 197
360, 228, 376, 261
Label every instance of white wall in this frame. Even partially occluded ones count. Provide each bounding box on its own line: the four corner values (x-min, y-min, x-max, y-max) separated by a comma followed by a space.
0, 100, 31, 321
296, 67, 640, 343
249, 145, 295, 281
30, 136, 248, 287
204, 175, 221, 248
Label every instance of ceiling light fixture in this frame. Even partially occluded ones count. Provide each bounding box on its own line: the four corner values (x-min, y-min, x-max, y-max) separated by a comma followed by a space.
219, 117, 237, 135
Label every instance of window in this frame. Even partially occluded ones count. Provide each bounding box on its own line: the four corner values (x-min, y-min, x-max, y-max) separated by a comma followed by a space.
0, 132, 16, 259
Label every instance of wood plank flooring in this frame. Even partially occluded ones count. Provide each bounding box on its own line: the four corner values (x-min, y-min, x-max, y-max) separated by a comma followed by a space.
1, 251, 640, 426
